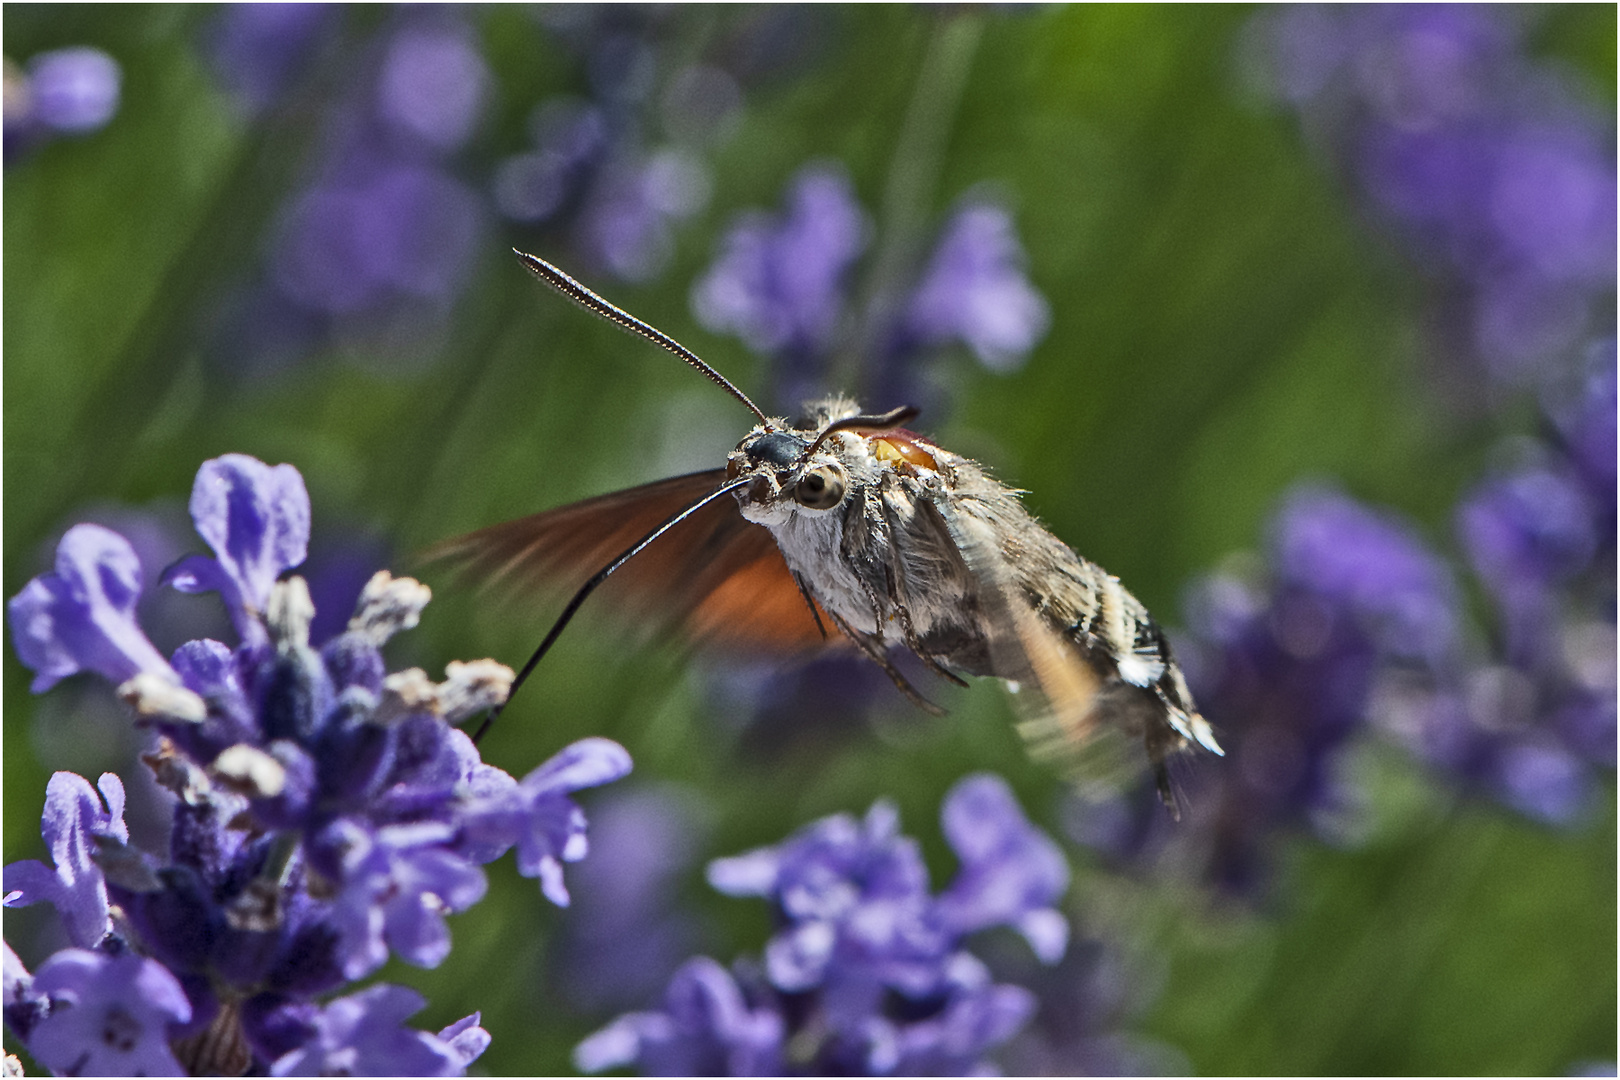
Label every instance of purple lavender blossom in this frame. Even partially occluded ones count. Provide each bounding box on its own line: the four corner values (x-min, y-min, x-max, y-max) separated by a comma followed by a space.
549, 786, 714, 1013
464, 737, 635, 907
1075, 486, 1465, 893
325, 821, 489, 978
3, 773, 127, 950
202, 4, 332, 113
1253, 4, 1617, 387
5, 454, 631, 1074
904, 201, 1051, 373
574, 957, 785, 1076
935, 774, 1069, 963
8, 524, 177, 693
493, 98, 611, 223
577, 148, 712, 282
1272, 485, 1460, 664
26, 47, 121, 134
691, 164, 869, 363
163, 454, 310, 648
269, 985, 487, 1076
581, 774, 1064, 1075
206, 13, 492, 374
375, 23, 489, 151
1458, 459, 1597, 664
25, 949, 192, 1077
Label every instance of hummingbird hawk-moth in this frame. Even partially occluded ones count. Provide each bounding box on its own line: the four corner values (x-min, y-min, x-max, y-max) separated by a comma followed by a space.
432, 251, 1223, 811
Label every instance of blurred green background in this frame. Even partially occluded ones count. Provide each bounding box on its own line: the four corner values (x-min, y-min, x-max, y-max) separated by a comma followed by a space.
4, 5, 1614, 1075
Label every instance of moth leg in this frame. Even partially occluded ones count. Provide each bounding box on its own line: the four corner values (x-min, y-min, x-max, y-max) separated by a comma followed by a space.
866, 494, 970, 689
825, 610, 946, 717
791, 571, 829, 641
882, 564, 970, 689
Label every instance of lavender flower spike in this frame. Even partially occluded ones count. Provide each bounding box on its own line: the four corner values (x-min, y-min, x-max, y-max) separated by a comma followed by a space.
3, 771, 128, 949
588, 777, 1066, 1075
164, 454, 310, 646
905, 201, 1051, 372
3, 452, 626, 1073
691, 164, 869, 360
8, 523, 176, 692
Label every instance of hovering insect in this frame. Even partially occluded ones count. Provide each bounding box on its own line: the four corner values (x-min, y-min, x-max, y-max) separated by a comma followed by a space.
431, 251, 1222, 812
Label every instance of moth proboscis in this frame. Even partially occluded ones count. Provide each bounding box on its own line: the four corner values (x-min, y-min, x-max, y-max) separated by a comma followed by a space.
428, 250, 1224, 815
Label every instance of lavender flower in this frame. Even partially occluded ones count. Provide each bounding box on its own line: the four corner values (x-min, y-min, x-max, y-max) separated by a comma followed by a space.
691, 164, 869, 365
492, 15, 738, 283
204, 13, 492, 374
904, 201, 1051, 373
5, 454, 631, 1074
1075, 486, 1466, 893
202, 4, 333, 114
8, 523, 176, 693
3, 773, 127, 950
578, 774, 1064, 1075
20, 949, 192, 1077
4, 45, 121, 161
268, 985, 480, 1077
1253, 5, 1617, 388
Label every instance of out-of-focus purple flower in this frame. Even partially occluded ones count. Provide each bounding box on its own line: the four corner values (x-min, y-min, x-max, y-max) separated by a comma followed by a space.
587, 777, 1064, 1075
269, 985, 483, 1077
708, 800, 946, 1004
7, 524, 177, 693
376, 23, 489, 152
2, 772, 126, 949
550, 786, 714, 1013
1253, 4, 1617, 388
202, 4, 332, 113
26, 949, 192, 1077
209, 13, 492, 374
270, 166, 485, 317
578, 149, 712, 282
574, 957, 785, 1076
1493, 738, 1590, 825
1551, 344, 1617, 518
1458, 461, 1596, 663
1075, 485, 1465, 894
26, 46, 121, 134
935, 774, 1069, 963
493, 98, 610, 223
904, 201, 1050, 373
1273, 485, 1459, 662
692, 164, 869, 361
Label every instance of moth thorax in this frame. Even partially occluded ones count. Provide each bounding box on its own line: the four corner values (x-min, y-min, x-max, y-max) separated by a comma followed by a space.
870, 435, 937, 472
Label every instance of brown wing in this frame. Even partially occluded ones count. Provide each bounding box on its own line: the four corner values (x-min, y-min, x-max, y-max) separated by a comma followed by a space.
423, 470, 834, 654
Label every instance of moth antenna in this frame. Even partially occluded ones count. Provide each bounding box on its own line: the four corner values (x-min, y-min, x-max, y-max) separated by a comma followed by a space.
514, 249, 772, 428
805, 405, 921, 457
471, 476, 753, 745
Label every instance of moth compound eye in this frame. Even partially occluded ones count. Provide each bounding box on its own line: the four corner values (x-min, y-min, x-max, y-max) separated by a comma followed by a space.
794, 465, 846, 510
